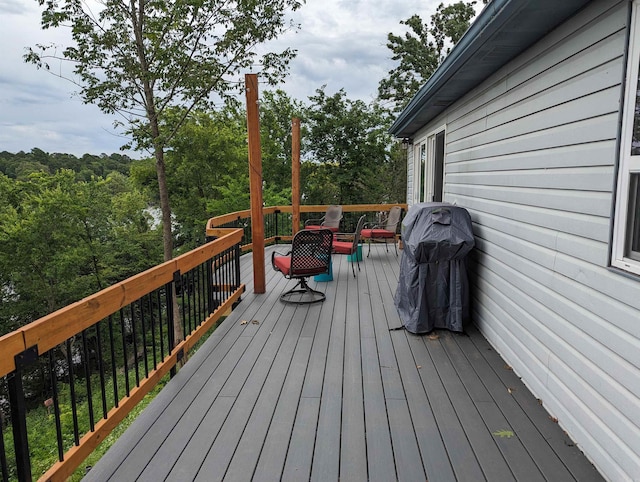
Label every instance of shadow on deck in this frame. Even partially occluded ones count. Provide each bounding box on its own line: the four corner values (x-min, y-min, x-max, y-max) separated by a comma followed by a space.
86, 244, 602, 481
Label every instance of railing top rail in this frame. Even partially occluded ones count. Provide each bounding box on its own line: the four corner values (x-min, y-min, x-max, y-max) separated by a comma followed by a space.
0, 228, 243, 378
206, 203, 408, 234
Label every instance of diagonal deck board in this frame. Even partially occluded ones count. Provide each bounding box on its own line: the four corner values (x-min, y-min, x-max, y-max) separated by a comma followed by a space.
87, 244, 603, 481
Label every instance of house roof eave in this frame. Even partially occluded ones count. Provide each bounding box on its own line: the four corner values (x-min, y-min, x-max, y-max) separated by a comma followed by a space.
389, 0, 594, 139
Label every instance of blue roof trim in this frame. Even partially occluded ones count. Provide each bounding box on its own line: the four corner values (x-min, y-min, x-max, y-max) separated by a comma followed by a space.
389, 0, 593, 138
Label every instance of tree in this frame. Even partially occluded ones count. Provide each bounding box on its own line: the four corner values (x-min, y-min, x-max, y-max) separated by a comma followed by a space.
378, 1, 482, 112
163, 105, 248, 250
0, 171, 161, 335
26, 0, 303, 262
259, 90, 306, 193
0, 150, 133, 180
304, 87, 394, 204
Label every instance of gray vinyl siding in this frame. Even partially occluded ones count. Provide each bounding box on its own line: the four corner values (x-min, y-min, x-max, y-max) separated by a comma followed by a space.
408, 0, 640, 479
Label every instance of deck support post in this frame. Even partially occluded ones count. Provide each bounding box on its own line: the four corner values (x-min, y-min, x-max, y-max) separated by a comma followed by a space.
292, 117, 301, 236
245, 73, 266, 293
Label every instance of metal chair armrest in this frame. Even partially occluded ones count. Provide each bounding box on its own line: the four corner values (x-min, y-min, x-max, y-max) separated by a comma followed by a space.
271, 249, 291, 270
363, 222, 382, 229
305, 217, 324, 226
333, 232, 355, 241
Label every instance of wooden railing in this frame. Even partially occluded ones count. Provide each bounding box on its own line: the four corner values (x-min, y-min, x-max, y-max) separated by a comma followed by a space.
0, 228, 244, 482
206, 203, 408, 252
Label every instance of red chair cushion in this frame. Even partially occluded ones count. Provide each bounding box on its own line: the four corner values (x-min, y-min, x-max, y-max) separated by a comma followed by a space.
361, 229, 395, 239
306, 225, 339, 232
332, 240, 354, 255
273, 255, 328, 276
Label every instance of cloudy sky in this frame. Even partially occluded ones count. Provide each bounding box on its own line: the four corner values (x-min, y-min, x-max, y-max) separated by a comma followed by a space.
0, 0, 477, 157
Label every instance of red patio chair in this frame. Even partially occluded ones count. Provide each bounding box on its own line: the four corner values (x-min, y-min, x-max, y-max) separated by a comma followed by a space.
332, 215, 367, 277
272, 228, 333, 304
361, 206, 402, 257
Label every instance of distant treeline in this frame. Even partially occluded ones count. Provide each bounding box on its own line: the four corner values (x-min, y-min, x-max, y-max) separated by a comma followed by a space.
0, 148, 134, 180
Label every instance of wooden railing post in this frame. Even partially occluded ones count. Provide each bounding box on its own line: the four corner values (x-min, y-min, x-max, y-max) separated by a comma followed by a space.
245, 73, 266, 293
292, 118, 301, 236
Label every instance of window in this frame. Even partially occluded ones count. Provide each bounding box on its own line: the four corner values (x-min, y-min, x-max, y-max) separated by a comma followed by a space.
413, 126, 446, 204
613, 1, 640, 274
625, 173, 640, 261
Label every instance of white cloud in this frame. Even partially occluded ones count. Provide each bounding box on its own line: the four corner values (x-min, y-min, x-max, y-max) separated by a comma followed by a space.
0, 0, 469, 156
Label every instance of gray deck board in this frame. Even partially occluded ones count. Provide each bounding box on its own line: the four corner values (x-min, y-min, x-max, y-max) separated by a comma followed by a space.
87, 243, 603, 482
340, 267, 367, 482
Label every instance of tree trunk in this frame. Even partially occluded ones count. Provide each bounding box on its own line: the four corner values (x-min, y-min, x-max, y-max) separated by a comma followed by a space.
154, 146, 173, 262
153, 145, 183, 348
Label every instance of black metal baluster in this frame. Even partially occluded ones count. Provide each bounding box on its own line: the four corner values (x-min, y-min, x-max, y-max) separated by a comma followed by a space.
192, 268, 198, 330
130, 304, 140, 387
235, 244, 241, 291
219, 250, 225, 298
48, 350, 64, 462
0, 407, 9, 482
184, 272, 192, 335
211, 254, 217, 309
222, 249, 229, 299
196, 265, 204, 325
192, 268, 199, 329
206, 254, 215, 316
157, 290, 165, 360
81, 330, 95, 431
216, 250, 229, 303
148, 294, 158, 370
119, 309, 130, 397
66, 339, 80, 446
8, 347, 37, 482
108, 315, 119, 407
139, 296, 149, 378
226, 248, 232, 298
95, 321, 108, 418
182, 272, 188, 338
166, 278, 176, 377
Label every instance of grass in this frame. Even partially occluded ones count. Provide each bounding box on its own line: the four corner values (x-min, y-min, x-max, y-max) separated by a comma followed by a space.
68, 376, 168, 481
1, 308, 224, 481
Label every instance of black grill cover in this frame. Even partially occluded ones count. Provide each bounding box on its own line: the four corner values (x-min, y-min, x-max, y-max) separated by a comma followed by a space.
394, 203, 475, 334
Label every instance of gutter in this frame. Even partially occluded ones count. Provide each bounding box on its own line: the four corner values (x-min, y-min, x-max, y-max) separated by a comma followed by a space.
389, 0, 517, 136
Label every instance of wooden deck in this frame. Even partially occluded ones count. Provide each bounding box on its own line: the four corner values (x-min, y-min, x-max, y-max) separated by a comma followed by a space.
86, 244, 602, 481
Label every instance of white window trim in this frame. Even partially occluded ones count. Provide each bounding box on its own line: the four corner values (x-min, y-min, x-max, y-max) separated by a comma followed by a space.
612, 0, 640, 275
412, 125, 446, 205
413, 137, 429, 203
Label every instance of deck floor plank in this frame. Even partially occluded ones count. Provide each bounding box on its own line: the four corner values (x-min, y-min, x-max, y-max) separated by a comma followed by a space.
252, 335, 313, 482
224, 303, 311, 481
311, 255, 348, 482
464, 325, 604, 481
339, 264, 367, 482
392, 331, 457, 482
407, 333, 487, 482
360, 336, 397, 481
281, 396, 320, 481
365, 251, 405, 401
193, 298, 303, 480
443, 331, 561, 481
86, 243, 604, 482
431, 333, 527, 481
